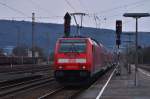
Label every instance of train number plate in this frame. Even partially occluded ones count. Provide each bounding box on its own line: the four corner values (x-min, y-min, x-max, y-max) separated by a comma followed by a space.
66, 65, 78, 69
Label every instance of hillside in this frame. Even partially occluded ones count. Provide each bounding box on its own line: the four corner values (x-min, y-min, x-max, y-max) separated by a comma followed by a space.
0, 20, 149, 55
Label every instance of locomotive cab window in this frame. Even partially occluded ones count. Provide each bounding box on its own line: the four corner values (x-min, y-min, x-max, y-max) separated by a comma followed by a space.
59, 39, 87, 53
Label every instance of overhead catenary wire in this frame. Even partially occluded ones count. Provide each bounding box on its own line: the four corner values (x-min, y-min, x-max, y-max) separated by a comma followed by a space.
0, 0, 63, 23
102, 0, 150, 21
0, 16, 63, 20
25, 0, 64, 23
77, 0, 85, 11
95, 16, 101, 29
27, 0, 53, 16
0, 1, 28, 17
93, 14, 98, 28
64, 0, 76, 12
77, 0, 89, 13
96, 0, 149, 15
94, 0, 150, 28
0, 0, 149, 30
73, 0, 150, 27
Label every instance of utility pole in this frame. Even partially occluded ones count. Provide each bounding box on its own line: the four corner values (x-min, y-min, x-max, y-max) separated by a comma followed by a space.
16, 26, 21, 56
32, 12, 35, 64
47, 32, 50, 64
12, 20, 21, 56
17, 27, 21, 47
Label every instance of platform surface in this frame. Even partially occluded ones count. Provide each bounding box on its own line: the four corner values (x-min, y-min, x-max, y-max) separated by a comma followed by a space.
76, 65, 150, 99
101, 65, 150, 99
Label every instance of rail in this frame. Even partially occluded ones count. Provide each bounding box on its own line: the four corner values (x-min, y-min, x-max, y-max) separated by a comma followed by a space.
0, 77, 54, 97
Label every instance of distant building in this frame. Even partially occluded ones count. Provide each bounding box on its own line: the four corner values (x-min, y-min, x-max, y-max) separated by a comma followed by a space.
3, 46, 15, 56
27, 49, 39, 57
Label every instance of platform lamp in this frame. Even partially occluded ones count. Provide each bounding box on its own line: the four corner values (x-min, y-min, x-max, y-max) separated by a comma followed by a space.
123, 13, 150, 86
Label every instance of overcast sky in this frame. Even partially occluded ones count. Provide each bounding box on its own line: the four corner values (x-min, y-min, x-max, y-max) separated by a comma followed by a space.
0, 0, 150, 31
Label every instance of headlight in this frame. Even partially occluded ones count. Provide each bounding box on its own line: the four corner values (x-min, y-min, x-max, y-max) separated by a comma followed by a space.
81, 66, 86, 69
76, 59, 86, 63
58, 66, 63, 69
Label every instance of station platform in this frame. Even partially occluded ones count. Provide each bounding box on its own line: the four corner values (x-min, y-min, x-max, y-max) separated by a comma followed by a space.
101, 65, 150, 99
76, 65, 150, 99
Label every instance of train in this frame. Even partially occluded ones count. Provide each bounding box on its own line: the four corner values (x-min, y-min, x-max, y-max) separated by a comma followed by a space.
54, 36, 113, 85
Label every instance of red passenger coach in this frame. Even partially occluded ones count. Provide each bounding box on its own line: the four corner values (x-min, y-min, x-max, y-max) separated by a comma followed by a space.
54, 37, 112, 85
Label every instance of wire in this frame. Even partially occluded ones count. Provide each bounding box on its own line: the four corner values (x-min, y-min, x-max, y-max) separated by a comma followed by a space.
94, 0, 150, 24
64, 0, 76, 12
77, 0, 87, 12
28, 0, 52, 16
97, 0, 149, 15
0, 1, 28, 17
93, 14, 98, 28
0, 16, 63, 19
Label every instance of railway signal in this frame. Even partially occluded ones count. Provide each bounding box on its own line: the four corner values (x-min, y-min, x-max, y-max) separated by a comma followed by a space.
116, 20, 122, 47
115, 20, 122, 76
64, 12, 71, 37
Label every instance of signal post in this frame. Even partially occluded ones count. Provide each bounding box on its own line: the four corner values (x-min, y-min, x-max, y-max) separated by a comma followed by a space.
115, 20, 122, 76
64, 12, 71, 37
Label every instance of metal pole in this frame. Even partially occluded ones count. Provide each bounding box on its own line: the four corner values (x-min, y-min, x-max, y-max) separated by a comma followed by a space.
47, 32, 50, 64
142, 46, 144, 64
135, 17, 138, 86
16, 27, 20, 48
32, 12, 35, 64
16, 27, 21, 64
126, 43, 129, 72
128, 35, 132, 74
17, 27, 21, 56
118, 45, 121, 75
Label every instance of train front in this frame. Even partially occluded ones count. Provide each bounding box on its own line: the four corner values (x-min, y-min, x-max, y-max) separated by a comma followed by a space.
54, 37, 91, 85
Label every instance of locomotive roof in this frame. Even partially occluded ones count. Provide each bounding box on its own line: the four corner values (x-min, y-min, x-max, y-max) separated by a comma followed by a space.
59, 36, 101, 46
58, 36, 110, 54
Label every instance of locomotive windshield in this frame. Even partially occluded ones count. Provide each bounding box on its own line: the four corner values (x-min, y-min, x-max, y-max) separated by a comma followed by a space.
59, 39, 86, 53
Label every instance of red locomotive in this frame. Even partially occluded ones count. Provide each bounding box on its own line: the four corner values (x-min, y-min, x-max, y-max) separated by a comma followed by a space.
54, 37, 113, 85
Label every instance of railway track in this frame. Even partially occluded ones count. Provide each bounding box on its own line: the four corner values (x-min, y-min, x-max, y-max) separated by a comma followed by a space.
1, 66, 114, 99
0, 75, 55, 98
1, 68, 52, 75
0, 65, 52, 74
37, 67, 115, 99
38, 87, 85, 99
0, 75, 42, 88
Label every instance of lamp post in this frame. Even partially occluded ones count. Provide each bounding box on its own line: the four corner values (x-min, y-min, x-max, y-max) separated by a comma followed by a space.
123, 13, 150, 86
